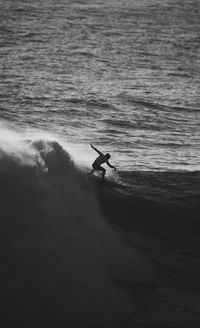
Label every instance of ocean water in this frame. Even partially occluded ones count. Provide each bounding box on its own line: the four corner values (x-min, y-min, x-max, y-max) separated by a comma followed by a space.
0, 0, 200, 327
1, 0, 200, 171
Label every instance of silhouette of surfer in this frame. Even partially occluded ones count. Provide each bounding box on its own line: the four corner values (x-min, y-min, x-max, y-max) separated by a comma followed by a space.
89, 144, 116, 180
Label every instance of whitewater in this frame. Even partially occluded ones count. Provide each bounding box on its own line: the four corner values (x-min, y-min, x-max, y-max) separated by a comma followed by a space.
1, 0, 200, 327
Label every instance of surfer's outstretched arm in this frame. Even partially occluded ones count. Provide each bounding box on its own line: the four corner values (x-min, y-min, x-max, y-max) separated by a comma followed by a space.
106, 160, 117, 171
90, 144, 103, 156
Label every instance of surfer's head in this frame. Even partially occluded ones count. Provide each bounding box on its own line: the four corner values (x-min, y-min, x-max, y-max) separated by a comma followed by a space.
105, 153, 111, 159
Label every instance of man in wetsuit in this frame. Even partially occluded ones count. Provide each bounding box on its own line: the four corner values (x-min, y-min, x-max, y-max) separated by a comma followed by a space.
89, 144, 116, 180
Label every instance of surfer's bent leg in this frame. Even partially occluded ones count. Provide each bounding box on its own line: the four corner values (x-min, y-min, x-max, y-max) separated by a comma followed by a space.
90, 164, 106, 179
89, 163, 97, 176
98, 166, 106, 180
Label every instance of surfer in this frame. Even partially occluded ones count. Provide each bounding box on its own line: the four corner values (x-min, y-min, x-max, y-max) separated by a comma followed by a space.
89, 144, 116, 180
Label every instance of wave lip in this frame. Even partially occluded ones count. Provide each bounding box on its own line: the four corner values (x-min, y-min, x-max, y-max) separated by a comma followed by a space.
0, 136, 155, 328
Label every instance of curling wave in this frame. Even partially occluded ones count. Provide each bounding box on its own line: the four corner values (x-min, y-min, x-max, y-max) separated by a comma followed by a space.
0, 135, 155, 328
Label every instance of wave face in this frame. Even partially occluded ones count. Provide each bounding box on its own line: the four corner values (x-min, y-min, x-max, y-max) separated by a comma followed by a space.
93, 170, 200, 327
0, 135, 155, 328
96, 170, 200, 245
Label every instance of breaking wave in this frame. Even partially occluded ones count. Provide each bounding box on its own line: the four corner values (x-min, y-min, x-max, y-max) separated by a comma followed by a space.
0, 131, 155, 328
